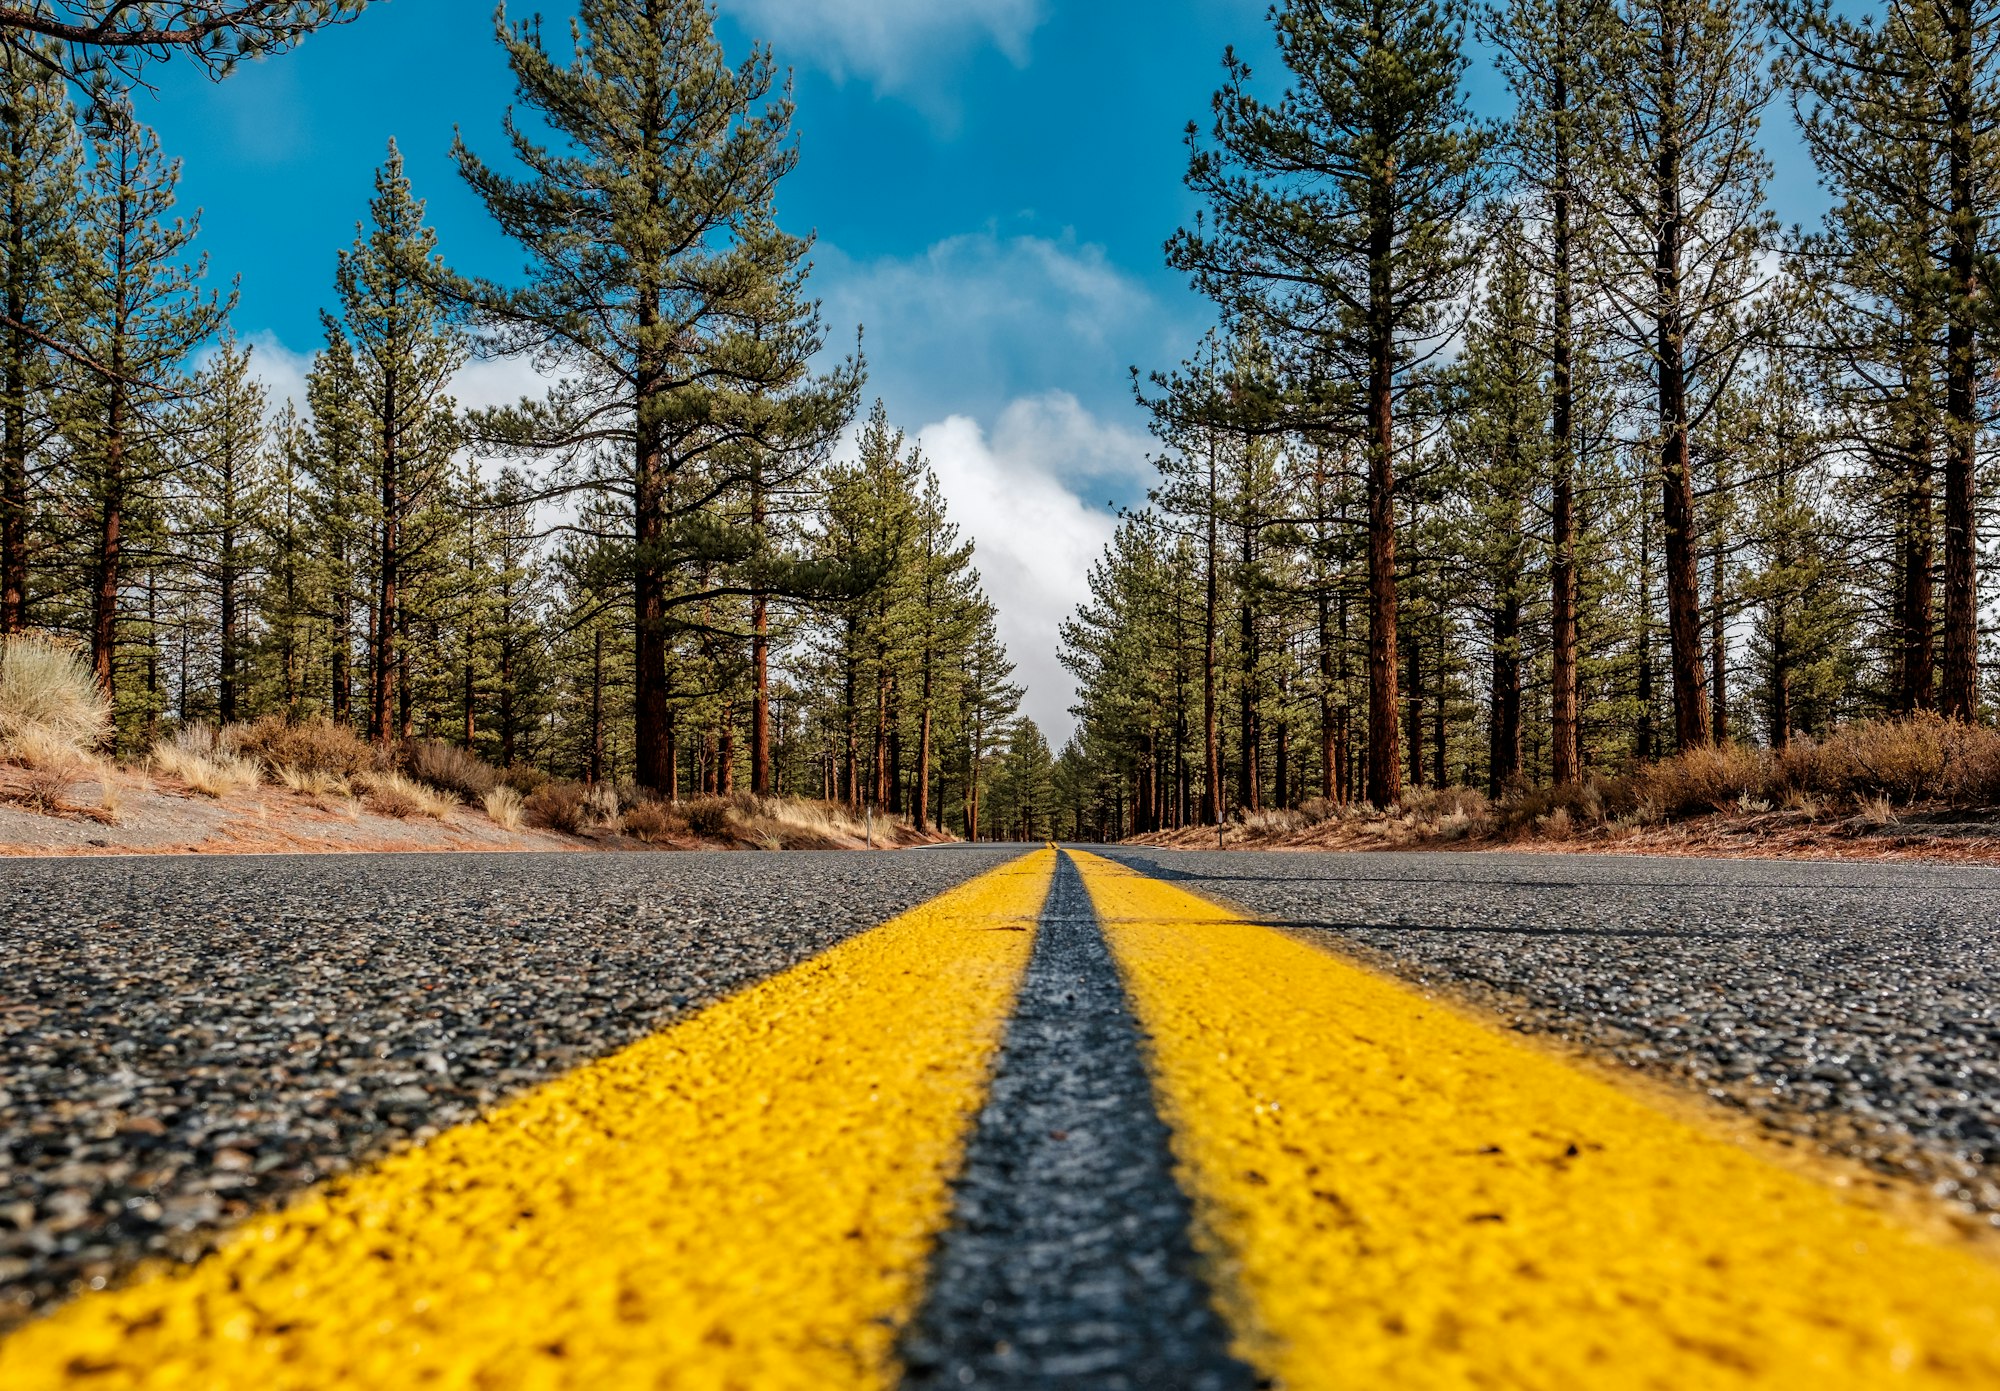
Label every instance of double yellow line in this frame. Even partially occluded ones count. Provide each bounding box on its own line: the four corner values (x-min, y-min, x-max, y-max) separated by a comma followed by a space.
6, 847, 2000, 1388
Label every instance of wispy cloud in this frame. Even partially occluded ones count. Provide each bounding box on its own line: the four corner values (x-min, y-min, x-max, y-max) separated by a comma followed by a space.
816, 230, 1173, 430
719, 0, 1045, 95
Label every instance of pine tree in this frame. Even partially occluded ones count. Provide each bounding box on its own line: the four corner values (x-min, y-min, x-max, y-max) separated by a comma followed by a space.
1596, 0, 1777, 750
173, 334, 267, 724
454, 0, 855, 793
0, 44, 81, 634
323, 143, 465, 742
69, 101, 228, 703
1486, 0, 1619, 782
0, 3, 369, 83
1171, 0, 1487, 807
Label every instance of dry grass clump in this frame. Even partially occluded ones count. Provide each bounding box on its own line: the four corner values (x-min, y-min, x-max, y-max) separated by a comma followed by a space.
275, 764, 352, 801
402, 738, 498, 802
0, 633, 111, 753
526, 780, 589, 834
483, 785, 524, 831
0, 636, 111, 816
152, 725, 261, 799
229, 716, 372, 780
618, 798, 685, 843
354, 769, 457, 821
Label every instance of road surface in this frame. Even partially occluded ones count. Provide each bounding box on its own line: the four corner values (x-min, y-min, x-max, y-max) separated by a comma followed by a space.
3, 845, 1998, 1387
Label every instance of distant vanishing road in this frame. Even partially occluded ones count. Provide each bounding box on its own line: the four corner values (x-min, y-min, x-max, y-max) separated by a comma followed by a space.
4, 846, 2000, 1387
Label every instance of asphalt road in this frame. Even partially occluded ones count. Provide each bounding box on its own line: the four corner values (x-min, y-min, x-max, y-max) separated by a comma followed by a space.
0, 847, 1020, 1323
1099, 846, 2000, 1217
4, 844, 2000, 1389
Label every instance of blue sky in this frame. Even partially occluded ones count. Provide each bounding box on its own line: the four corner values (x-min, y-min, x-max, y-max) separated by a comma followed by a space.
137, 0, 1826, 739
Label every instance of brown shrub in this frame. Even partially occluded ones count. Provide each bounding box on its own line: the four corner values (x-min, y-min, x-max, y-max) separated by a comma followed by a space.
683, 796, 733, 839
501, 764, 551, 796
402, 739, 498, 802
230, 716, 372, 779
1628, 742, 1774, 818
526, 780, 589, 834
619, 799, 685, 843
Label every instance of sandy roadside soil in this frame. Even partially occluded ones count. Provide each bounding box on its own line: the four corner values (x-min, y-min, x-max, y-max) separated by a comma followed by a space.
0, 767, 942, 857
1125, 806, 2000, 866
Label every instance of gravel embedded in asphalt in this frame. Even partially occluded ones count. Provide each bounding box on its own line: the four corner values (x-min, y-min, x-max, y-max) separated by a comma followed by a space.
1097, 846, 2000, 1216
902, 852, 1253, 1391
0, 847, 1019, 1324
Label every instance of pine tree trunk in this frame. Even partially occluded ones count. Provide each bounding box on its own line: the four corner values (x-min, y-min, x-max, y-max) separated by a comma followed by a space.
1548, 0, 1582, 785
1202, 437, 1222, 823
589, 626, 605, 784
371, 373, 399, 745
1433, 621, 1447, 789
1637, 480, 1658, 761
1238, 524, 1259, 813
750, 455, 770, 796
0, 261, 27, 634
1655, 38, 1711, 751
915, 650, 934, 830
1770, 606, 1790, 749
1366, 255, 1402, 808
1407, 611, 1425, 791
1709, 541, 1727, 743
90, 375, 125, 705
218, 520, 238, 725
1899, 429, 1936, 712
1491, 589, 1522, 795
1941, 0, 1981, 719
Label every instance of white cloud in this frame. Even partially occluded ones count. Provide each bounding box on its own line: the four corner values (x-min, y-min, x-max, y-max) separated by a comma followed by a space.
912, 392, 1151, 744
817, 230, 1171, 429
719, 0, 1044, 93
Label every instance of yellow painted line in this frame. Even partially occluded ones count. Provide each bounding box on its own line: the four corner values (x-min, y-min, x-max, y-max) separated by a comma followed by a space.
1070, 849, 2000, 1389
1, 849, 1057, 1390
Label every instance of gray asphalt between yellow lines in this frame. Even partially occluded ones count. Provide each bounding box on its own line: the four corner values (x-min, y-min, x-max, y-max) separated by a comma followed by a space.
903, 851, 1253, 1390
0, 847, 1021, 1325
1099, 846, 2000, 1219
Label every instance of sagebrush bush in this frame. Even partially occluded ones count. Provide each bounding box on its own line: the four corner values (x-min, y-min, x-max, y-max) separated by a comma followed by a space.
619, 799, 683, 843
683, 796, 733, 838
402, 738, 498, 802
0, 633, 110, 757
501, 764, 550, 796
231, 716, 372, 779
526, 780, 588, 834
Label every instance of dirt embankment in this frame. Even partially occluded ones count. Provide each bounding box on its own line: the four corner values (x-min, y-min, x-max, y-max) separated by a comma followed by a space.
1127, 803, 2000, 865
0, 765, 948, 858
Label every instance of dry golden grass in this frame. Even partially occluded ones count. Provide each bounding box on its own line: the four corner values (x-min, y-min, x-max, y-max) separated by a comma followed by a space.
276, 765, 352, 800
483, 785, 524, 831
152, 727, 262, 799
354, 770, 457, 821
0, 633, 110, 753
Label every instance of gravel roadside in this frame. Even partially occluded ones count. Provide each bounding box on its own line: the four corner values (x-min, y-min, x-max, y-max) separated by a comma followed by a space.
1097, 847, 2000, 1220
0, 847, 1019, 1325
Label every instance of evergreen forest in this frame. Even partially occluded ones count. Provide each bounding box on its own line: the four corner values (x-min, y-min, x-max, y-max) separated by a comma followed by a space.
1057, 0, 2000, 839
